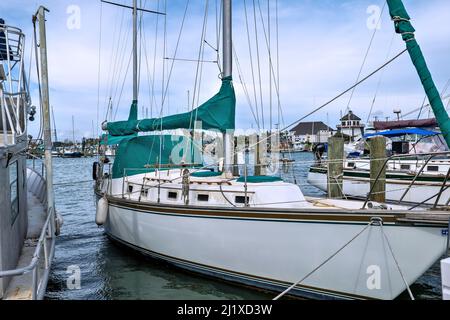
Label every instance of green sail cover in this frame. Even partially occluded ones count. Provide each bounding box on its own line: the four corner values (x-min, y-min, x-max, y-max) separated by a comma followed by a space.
100, 100, 139, 145
236, 176, 283, 183
112, 135, 203, 179
387, 0, 450, 148
107, 76, 236, 136
100, 133, 136, 146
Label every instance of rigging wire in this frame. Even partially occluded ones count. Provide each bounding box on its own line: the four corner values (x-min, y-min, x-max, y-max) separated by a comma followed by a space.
233, 46, 259, 126
104, 6, 127, 120
418, 79, 450, 120
366, 31, 396, 123
252, 0, 265, 129
150, 0, 161, 118
255, 0, 286, 131
267, 0, 272, 130
111, 19, 133, 120
243, 0, 260, 129
345, 1, 386, 114
96, 1, 103, 140
161, 0, 191, 107
281, 49, 407, 132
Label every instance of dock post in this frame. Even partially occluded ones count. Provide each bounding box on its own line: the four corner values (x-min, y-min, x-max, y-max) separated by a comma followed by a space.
327, 136, 344, 198
442, 257, 450, 300
255, 135, 262, 176
370, 136, 386, 203
233, 136, 239, 177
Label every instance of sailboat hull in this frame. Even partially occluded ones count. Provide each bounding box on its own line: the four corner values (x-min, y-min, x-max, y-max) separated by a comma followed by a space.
308, 167, 450, 206
102, 198, 448, 300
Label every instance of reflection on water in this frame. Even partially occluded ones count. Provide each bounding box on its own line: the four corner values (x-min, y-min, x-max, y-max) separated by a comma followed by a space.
37, 153, 442, 300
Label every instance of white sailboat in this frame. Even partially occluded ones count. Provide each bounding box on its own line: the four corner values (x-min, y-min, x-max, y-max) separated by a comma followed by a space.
94, 0, 450, 300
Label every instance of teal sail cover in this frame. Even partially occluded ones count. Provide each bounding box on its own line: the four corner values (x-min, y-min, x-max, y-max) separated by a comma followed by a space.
112, 135, 203, 179
100, 133, 135, 146
386, 0, 450, 148
107, 77, 236, 136
101, 100, 138, 145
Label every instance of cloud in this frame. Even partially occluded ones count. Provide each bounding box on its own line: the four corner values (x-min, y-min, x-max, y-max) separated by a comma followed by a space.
1, 0, 449, 140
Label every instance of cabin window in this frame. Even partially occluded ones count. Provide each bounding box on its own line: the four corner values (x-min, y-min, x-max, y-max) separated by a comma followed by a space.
427, 166, 439, 172
347, 162, 355, 168
197, 194, 209, 202
141, 188, 149, 197
400, 165, 411, 170
9, 161, 19, 225
168, 191, 178, 200
128, 185, 134, 193
235, 196, 249, 204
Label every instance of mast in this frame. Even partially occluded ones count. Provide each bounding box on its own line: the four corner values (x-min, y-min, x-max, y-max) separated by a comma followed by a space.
51, 105, 58, 142
132, 0, 138, 103
36, 6, 56, 233
386, 0, 450, 147
72, 115, 75, 145
223, 0, 234, 176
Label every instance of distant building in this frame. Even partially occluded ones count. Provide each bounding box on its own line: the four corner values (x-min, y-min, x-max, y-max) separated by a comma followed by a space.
289, 121, 334, 150
337, 110, 365, 141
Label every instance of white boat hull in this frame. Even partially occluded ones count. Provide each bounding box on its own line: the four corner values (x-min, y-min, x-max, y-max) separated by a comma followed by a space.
103, 199, 448, 300
307, 169, 450, 206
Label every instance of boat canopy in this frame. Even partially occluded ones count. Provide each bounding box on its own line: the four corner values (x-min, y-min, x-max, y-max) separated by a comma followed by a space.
106, 76, 236, 136
112, 135, 203, 179
364, 128, 439, 139
373, 118, 437, 131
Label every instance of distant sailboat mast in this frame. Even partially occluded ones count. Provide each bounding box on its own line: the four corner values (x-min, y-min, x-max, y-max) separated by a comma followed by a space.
223, 0, 234, 176
132, 0, 138, 105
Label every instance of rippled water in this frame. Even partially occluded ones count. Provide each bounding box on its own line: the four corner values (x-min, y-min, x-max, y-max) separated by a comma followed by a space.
31, 153, 442, 300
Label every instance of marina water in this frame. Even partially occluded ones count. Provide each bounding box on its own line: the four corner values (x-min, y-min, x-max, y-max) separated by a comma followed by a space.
30, 153, 442, 300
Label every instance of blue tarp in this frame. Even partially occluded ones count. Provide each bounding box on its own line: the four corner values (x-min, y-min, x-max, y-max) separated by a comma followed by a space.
364, 128, 439, 139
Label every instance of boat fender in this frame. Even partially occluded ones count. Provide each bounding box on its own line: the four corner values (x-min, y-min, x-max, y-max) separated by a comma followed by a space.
55, 213, 64, 236
93, 162, 99, 181
96, 197, 109, 226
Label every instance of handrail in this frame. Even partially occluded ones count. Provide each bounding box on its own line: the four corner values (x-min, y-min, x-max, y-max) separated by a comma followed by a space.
398, 155, 435, 204
0, 206, 55, 299
362, 151, 450, 209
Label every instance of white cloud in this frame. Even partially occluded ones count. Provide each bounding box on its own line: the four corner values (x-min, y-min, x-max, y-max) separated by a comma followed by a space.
1, 0, 449, 139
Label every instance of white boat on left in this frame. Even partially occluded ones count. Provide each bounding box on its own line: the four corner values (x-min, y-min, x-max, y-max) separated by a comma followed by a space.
0, 7, 61, 300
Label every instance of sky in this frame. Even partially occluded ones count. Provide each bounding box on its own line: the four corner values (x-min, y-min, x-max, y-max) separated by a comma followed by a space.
1, 0, 450, 142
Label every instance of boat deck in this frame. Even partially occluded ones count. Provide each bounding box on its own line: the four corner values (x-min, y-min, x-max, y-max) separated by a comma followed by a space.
3, 192, 48, 300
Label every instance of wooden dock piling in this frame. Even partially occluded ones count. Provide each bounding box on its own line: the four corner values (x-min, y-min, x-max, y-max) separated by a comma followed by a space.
327, 136, 344, 198
370, 136, 387, 203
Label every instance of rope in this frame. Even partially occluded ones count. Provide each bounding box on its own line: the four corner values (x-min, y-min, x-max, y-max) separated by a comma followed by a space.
219, 181, 237, 207
273, 220, 374, 300
380, 223, 415, 300
54, 180, 93, 186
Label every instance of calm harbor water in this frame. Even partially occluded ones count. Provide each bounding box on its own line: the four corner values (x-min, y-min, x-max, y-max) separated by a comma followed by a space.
34, 153, 442, 300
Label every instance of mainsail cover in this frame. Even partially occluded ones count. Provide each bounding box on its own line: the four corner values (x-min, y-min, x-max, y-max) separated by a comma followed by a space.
386, 0, 450, 148
111, 135, 203, 179
107, 76, 236, 135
